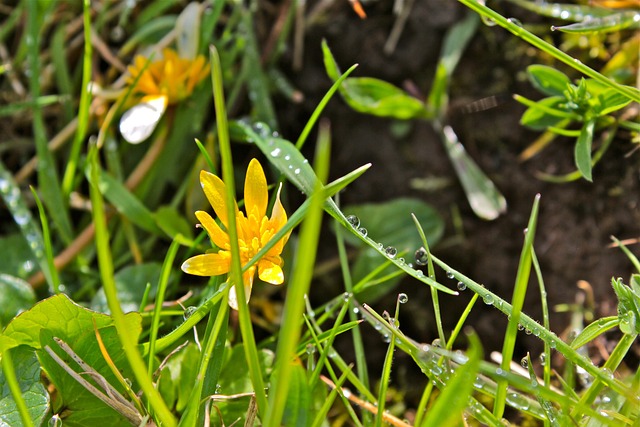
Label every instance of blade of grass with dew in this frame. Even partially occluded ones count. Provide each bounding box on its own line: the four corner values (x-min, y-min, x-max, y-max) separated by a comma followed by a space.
532, 249, 552, 391
87, 146, 176, 427
239, 122, 457, 296
1, 348, 35, 427
62, 0, 92, 196
0, 160, 54, 289
458, 0, 640, 103
436, 123, 507, 220
421, 332, 482, 427
30, 187, 60, 293
210, 44, 268, 416
264, 122, 331, 427
26, 0, 73, 244
494, 194, 539, 418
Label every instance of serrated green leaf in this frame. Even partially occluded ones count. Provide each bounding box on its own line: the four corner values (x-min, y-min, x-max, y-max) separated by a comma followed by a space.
0, 275, 36, 327
574, 119, 595, 181
0, 346, 49, 427
527, 65, 571, 97
91, 263, 163, 313
0, 294, 141, 352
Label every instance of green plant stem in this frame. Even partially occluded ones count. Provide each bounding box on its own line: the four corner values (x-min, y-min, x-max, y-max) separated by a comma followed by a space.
30, 187, 59, 293
88, 148, 176, 427
458, 0, 640, 103
1, 348, 34, 427
210, 45, 268, 415
264, 123, 331, 427
61, 0, 92, 196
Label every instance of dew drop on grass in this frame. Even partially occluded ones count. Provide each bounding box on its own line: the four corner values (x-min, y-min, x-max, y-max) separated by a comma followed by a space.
457, 281, 466, 291
284, 154, 291, 161
414, 247, 428, 266
517, 323, 525, 331
353, 307, 360, 315
483, 294, 494, 305
525, 328, 532, 335
431, 338, 441, 348
346, 214, 360, 228
357, 227, 367, 237
398, 293, 408, 304
384, 246, 397, 259
520, 357, 528, 368
294, 168, 301, 175
506, 392, 530, 411
446, 271, 454, 279
183, 306, 197, 319
270, 147, 282, 158
343, 292, 352, 301
539, 353, 546, 366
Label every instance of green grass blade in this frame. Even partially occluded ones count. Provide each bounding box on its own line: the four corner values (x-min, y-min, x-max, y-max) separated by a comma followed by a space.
61, 0, 92, 196
51, 25, 74, 122
210, 44, 269, 416
87, 146, 176, 427
494, 194, 540, 418
458, 0, 640, 103
29, 187, 60, 293
26, 0, 73, 243
264, 122, 331, 427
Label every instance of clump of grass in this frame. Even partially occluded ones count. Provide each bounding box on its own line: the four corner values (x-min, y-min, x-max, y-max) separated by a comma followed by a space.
0, 1, 638, 426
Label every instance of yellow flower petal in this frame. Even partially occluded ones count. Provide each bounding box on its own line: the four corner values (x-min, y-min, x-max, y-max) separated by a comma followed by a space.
181, 252, 230, 276
258, 259, 284, 285
200, 170, 238, 227
269, 184, 291, 253
244, 159, 268, 220
195, 211, 229, 249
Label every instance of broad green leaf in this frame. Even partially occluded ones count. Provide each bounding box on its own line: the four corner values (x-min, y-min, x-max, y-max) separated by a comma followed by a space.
281, 363, 311, 427
421, 334, 482, 426
0, 275, 36, 326
593, 89, 633, 116
520, 96, 571, 130
574, 119, 595, 181
0, 346, 49, 427
527, 65, 571, 97
0, 294, 141, 352
38, 328, 140, 426
91, 263, 163, 313
322, 40, 428, 119
570, 317, 619, 349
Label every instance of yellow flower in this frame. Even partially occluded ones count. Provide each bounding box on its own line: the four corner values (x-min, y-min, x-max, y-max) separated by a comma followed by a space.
126, 48, 209, 105
181, 159, 291, 309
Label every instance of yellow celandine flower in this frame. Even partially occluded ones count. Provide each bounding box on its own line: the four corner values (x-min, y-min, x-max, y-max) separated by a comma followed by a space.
181, 159, 291, 310
126, 48, 210, 105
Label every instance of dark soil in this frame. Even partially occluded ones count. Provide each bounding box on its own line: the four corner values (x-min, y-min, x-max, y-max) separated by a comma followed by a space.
275, 0, 640, 377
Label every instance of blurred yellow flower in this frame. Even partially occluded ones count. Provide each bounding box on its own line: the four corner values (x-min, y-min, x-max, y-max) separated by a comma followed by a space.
126, 48, 209, 105
181, 159, 291, 309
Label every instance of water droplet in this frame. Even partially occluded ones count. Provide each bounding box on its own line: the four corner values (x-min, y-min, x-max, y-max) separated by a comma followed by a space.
539, 353, 546, 366
346, 214, 360, 228
414, 247, 428, 266
343, 292, 352, 301
353, 307, 360, 315
432, 338, 441, 347
507, 17, 523, 27
294, 168, 301, 175
357, 227, 367, 237
416, 270, 424, 278
270, 147, 282, 158
506, 392, 530, 411
473, 376, 484, 389
495, 368, 506, 377
457, 281, 466, 291
382, 334, 391, 343
525, 328, 532, 335
398, 293, 408, 304
446, 271, 454, 279
284, 155, 291, 161
384, 246, 397, 259
431, 365, 443, 375
520, 357, 528, 368
483, 294, 494, 305
398, 257, 405, 264
183, 306, 197, 319
517, 323, 525, 331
